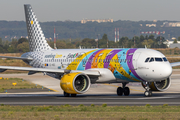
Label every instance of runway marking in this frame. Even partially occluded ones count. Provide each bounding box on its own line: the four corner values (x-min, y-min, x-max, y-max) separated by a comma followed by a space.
103, 84, 144, 92
137, 96, 173, 99
49, 88, 59, 92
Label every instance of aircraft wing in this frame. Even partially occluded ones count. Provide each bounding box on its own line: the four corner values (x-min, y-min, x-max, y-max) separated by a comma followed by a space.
0, 56, 33, 61
170, 62, 180, 67
0, 66, 100, 76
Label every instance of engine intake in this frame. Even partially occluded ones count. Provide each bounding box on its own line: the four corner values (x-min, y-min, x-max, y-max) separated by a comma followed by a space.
142, 77, 171, 91
60, 72, 90, 94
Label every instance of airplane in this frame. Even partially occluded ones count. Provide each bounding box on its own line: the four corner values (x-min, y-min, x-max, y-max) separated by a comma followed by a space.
0, 4, 179, 97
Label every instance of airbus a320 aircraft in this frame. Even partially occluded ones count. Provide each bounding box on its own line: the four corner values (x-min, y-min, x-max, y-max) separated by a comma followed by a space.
0, 4, 179, 97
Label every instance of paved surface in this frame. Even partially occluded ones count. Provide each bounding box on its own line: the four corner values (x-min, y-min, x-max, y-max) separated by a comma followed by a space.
0, 69, 179, 105
0, 93, 180, 105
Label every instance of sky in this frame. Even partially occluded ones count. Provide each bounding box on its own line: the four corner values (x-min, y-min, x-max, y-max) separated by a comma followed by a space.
1, 0, 180, 22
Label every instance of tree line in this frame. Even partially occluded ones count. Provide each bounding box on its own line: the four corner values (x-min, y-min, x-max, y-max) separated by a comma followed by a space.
0, 34, 174, 53
1, 20, 180, 41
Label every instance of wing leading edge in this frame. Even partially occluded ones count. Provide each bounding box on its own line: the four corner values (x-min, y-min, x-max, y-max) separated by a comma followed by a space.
0, 66, 100, 76
170, 62, 180, 67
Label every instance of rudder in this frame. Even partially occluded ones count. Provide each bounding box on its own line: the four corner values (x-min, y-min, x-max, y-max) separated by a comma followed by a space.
24, 4, 52, 52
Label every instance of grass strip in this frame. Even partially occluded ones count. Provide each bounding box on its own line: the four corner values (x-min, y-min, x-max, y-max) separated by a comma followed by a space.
0, 78, 43, 92
0, 104, 180, 119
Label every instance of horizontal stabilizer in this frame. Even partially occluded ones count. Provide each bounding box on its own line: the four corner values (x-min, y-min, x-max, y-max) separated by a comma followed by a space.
0, 56, 33, 61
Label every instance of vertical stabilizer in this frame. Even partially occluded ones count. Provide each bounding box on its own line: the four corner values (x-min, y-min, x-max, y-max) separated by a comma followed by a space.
24, 4, 52, 52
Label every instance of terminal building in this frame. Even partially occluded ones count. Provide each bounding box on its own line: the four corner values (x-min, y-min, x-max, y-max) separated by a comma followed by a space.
81, 19, 113, 24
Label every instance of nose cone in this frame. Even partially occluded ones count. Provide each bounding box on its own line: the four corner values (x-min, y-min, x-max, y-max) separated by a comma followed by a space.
141, 62, 172, 81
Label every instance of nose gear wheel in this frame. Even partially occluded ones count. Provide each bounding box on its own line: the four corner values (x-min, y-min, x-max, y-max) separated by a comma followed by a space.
144, 82, 152, 97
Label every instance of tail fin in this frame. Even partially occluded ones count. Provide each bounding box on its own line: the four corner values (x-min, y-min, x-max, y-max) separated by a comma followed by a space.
24, 4, 52, 52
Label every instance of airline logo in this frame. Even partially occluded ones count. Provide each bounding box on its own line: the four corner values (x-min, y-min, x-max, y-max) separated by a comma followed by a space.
66, 53, 83, 59
44, 54, 62, 59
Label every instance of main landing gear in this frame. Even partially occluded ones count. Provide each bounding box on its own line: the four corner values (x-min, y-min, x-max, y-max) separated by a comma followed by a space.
117, 82, 130, 96
143, 82, 152, 97
64, 91, 77, 97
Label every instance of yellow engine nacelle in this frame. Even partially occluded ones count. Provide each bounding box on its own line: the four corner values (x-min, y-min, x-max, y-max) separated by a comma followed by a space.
60, 72, 91, 94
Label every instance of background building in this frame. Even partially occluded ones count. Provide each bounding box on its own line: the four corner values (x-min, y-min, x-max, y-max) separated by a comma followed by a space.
81, 19, 113, 24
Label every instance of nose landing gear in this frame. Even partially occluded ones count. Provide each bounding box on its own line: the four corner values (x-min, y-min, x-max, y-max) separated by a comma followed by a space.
117, 82, 130, 96
143, 82, 152, 97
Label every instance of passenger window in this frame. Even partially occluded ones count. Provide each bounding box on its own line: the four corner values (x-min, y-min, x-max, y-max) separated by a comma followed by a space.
149, 58, 154, 62
145, 58, 150, 62
163, 57, 168, 62
155, 58, 163, 62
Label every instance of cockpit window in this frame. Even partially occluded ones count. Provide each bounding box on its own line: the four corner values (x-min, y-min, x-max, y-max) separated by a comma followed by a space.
149, 58, 154, 62
145, 58, 150, 62
155, 58, 163, 62
163, 57, 168, 62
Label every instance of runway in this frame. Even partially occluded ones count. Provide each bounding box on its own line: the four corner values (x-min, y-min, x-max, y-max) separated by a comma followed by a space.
0, 93, 180, 105
0, 69, 180, 105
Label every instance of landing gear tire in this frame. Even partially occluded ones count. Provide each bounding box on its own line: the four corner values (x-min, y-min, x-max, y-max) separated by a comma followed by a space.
64, 91, 70, 97
143, 82, 152, 97
124, 87, 130, 96
71, 94, 77, 97
144, 91, 152, 97
117, 87, 123, 96
117, 82, 130, 96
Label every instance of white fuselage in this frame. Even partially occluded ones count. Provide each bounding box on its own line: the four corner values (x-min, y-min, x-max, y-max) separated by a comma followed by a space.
22, 48, 172, 83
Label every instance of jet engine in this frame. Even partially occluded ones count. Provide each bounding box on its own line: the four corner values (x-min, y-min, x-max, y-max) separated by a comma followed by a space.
142, 77, 171, 91
60, 72, 91, 94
